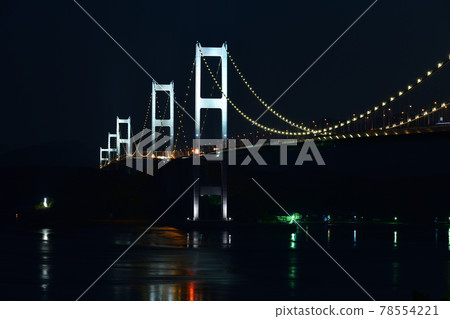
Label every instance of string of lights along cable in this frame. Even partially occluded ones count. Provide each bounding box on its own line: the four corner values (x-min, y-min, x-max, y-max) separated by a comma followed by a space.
226, 49, 450, 133
200, 47, 309, 136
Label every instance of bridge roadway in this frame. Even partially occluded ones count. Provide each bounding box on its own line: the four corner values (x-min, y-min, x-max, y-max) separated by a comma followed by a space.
104, 124, 450, 166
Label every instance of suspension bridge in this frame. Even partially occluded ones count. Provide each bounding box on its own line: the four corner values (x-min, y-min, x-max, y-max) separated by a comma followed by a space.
99, 42, 450, 220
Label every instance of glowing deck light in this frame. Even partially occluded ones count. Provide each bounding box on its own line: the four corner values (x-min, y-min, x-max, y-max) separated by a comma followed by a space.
407, 85, 412, 90
353, 229, 357, 243
43, 197, 48, 208
394, 216, 398, 221
417, 78, 422, 83
394, 231, 398, 245
427, 71, 432, 76
438, 63, 443, 68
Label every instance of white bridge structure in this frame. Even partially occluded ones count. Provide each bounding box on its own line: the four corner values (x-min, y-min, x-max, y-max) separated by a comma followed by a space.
99, 116, 131, 167
99, 43, 229, 222
151, 81, 175, 156
98, 41, 450, 221
193, 42, 228, 221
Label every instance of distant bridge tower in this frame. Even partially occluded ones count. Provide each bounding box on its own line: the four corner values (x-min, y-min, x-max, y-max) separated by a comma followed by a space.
107, 132, 117, 161
193, 42, 228, 221
151, 81, 175, 156
99, 147, 109, 167
116, 116, 131, 158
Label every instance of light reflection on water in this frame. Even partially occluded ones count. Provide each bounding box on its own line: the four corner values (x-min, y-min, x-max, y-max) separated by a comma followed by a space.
392, 261, 400, 290
394, 230, 398, 247
41, 228, 50, 241
327, 227, 331, 249
290, 233, 296, 249
147, 281, 201, 301
22, 225, 450, 300
39, 228, 52, 299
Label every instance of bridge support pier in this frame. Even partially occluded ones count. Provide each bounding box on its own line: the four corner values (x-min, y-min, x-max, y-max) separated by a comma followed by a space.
193, 157, 227, 221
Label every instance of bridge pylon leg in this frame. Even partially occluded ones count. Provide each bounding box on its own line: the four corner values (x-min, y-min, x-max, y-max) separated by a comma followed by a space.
151, 81, 175, 157
116, 116, 131, 158
193, 42, 228, 221
108, 132, 117, 162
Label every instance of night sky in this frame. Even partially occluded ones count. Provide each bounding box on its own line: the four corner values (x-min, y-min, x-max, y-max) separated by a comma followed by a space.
2, 0, 450, 165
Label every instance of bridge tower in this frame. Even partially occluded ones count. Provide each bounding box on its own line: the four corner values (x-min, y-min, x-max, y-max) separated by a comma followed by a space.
151, 81, 175, 156
193, 42, 228, 221
99, 147, 109, 167
116, 116, 131, 158
107, 132, 117, 162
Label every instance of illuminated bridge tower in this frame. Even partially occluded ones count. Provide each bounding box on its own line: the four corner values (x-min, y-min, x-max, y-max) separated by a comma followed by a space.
151, 81, 175, 156
99, 147, 109, 167
116, 116, 131, 158
193, 42, 228, 221
107, 132, 117, 162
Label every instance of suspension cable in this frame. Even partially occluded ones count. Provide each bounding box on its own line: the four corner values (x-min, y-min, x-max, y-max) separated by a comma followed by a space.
227, 48, 450, 133
200, 47, 310, 136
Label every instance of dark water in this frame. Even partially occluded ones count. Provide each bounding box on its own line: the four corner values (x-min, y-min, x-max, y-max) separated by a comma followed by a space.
0, 223, 449, 301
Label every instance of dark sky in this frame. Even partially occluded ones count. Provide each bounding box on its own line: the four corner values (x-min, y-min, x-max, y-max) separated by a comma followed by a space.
2, 0, 450, 161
